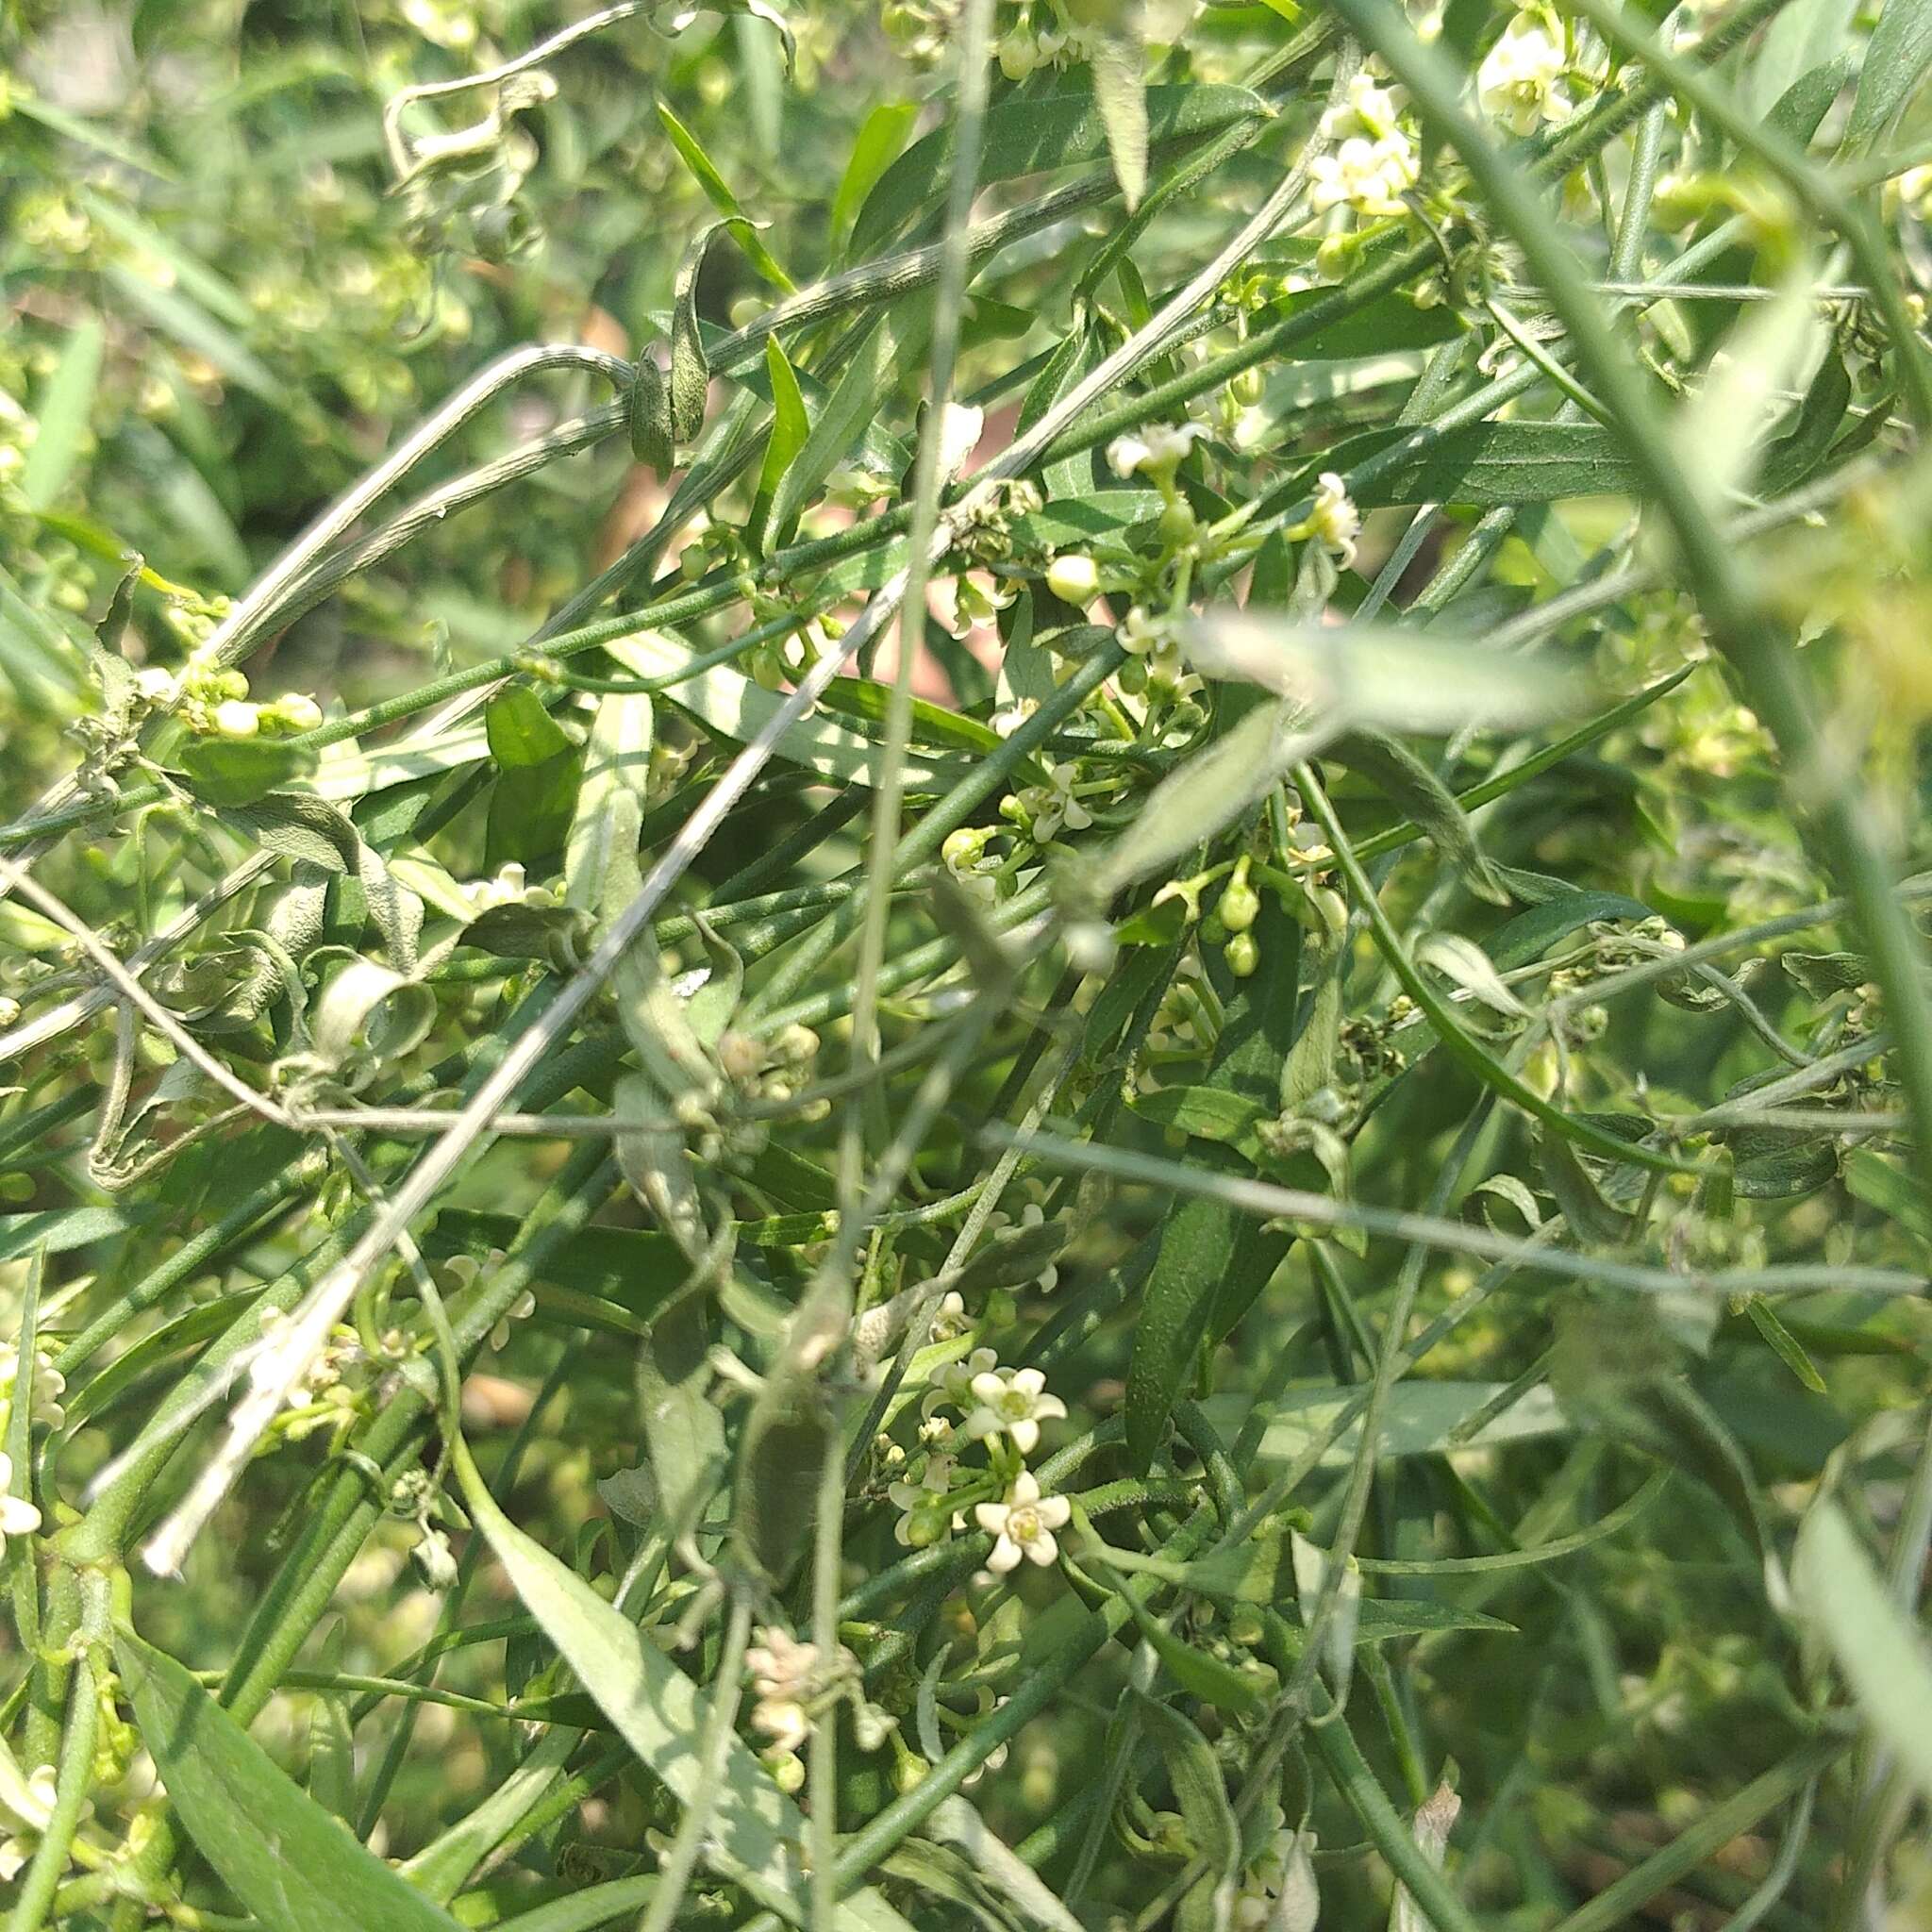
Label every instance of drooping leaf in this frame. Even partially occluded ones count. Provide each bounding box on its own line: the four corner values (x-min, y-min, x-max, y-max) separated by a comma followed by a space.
657, 102, 796, 291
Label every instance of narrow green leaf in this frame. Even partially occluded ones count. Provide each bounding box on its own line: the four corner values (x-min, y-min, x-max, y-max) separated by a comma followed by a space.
1741, 1294, 1828, 1392
22, 316, 105, 510
563, 690, 654, 917
751, 336, 812, 554
115, 1628, 464, 1932
636, 1296, 727, 1537
1336, 726, 1508, 905
766, 291, 934, 546
1126, 878, 1302, 1467
1129, 1693, 1241, 1927
485, 688, 581, 867
831, 102, 920, 244
850, 82, 1267, 258
1792, 1500, 1932, 1807
1089, 28, 1150, 210
1845, 0, 1932, 149
658, 102, 796, 291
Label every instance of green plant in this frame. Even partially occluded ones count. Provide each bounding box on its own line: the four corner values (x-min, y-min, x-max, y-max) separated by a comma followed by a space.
5, 0, 1932, 1927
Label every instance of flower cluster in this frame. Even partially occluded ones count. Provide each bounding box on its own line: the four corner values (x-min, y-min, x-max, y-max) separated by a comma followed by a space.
745, 1624, 895, 1791
1309, 73, 1422, 222
256, 1305, 369, 1443
891, 1334, 1072, 1576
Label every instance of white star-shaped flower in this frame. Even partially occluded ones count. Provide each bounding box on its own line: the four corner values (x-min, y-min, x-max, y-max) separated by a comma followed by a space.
964, 1367, 1068, 1456
974, 1472, 1072, 1574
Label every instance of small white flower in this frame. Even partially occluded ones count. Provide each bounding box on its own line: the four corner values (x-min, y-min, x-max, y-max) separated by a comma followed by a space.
930, 1291, 971, 1342
927, 1345, 1000, 1416
413, 1525, 458, 1590
751, 1697, 809, 1755
135, 665, 179, 707
490, 1289, 537, 1352
211, 698, 260, 737
1118, 604, 1176, 658
0, 1455, 42, 1558
1017, 764, 1092, 844
965, 1366, 1068, 1456
1107, 422, 1206, 480
1309, 472, 1361, 567
974, 1471, 1072, 1574
1319, 73, 1403, 143
989, 695, 1039, 739
1477, 13, 1571, 134
1307, 132, 1418, 220
747, 1626, 820, 1705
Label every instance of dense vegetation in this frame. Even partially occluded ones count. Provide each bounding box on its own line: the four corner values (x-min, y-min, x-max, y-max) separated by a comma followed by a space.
4, 0, 1932, 1927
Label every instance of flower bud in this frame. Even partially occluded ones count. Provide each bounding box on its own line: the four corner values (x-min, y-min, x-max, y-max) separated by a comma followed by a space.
212, 699, 260, 738
1224, 931, 1259, 978
1044, 553, 1100, 605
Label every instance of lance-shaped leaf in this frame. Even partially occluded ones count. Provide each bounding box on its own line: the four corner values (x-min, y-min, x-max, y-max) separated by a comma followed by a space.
451, 1443, 915, 1930
116, 1628, 465, 1932
563, 690, 654, 917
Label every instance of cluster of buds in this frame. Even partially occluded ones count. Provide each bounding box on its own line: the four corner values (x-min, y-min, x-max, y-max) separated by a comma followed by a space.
714, 1021, 823, 1113
390, 1467, 464, 1590
746, 1625, 895, 1791
138, 643, 324, 739
1, 1340, 66, 1429
256, 1305, 368, 1444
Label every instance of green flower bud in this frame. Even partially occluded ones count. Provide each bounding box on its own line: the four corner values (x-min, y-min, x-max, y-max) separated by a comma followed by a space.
1045, 552, 1100, 605
1224, 930, 1259, 978
1219, 865, 1260, 934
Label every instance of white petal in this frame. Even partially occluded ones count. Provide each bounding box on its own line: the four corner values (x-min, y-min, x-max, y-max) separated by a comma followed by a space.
1011, 1368, 1046, 1396
1023, 1529, 1060, 1566
1009, 1470, 1041, 1506
987, 1535, 1024, 1574
1009, 1420, 1041, 1455
974, 1502, 1009, 1536
1035, 1493, 1073, 1530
